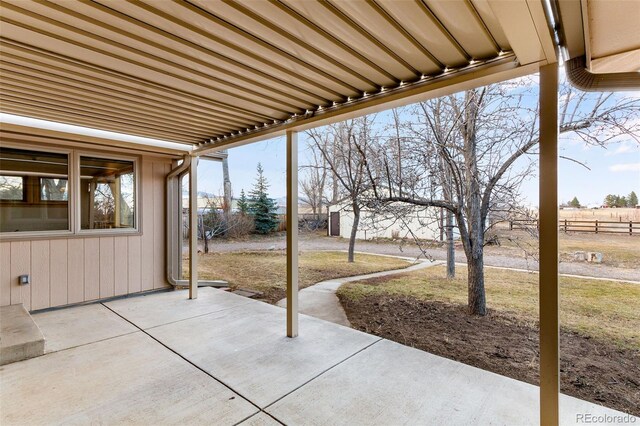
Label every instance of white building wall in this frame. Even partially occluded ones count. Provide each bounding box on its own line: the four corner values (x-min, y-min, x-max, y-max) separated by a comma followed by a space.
328, 203, 452, 241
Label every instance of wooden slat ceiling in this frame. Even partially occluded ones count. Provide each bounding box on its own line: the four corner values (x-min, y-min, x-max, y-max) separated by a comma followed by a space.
0, 0, 551, 149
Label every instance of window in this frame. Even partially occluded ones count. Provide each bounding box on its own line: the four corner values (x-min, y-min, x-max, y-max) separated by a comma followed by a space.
0, 176, 24, 201
40, 178, 68, 201
80, 156, 136, 230
0, 148, 70, 233
0, 145, 139, 236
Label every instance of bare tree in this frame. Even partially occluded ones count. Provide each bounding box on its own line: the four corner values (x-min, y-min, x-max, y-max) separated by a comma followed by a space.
307, 117, 376, 262
300, 137, 329, 218
364, 78, 640, 315
199, 194, 223, 254
221, 155, 232, 223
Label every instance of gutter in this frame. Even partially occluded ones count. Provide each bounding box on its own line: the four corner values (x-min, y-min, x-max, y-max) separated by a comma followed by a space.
546, 0, 640, 92
165, 154, 227, 288
565, 55, 640, 92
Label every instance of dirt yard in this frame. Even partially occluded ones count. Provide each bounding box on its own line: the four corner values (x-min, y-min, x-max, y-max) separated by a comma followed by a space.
338, 295, 639, 417
189, 250, 409, 303
337, 266, 640, 416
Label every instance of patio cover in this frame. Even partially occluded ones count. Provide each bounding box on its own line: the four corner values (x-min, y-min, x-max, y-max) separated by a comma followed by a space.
1, 0, 559, 149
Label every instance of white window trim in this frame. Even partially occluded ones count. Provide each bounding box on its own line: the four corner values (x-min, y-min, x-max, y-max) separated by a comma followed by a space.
0, 142, 141, 240
75, 151, 140, 235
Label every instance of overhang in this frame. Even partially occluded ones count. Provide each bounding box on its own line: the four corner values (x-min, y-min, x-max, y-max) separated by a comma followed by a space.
1, 0, 556, 151
555, 0, 640, 91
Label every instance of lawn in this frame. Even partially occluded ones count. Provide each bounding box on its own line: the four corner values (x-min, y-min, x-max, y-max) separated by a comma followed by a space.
338, 265, 640, 348
337, 265, 640, 416
484, 230, 640, 269
190, 250, 410, 303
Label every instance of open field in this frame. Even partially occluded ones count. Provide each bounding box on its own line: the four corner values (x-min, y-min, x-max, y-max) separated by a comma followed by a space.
190, 250, 409, 303
559, 207, 640, 222
484, 229, 640, 269
337, 265, 640, 416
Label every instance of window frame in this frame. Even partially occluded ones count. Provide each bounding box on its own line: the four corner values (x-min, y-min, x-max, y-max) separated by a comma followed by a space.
75, 151, 140, 235
0, 142, 141, 240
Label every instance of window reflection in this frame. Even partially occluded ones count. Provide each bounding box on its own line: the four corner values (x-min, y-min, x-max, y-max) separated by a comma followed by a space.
80, 156, 135, 229
0, 148, 69, 232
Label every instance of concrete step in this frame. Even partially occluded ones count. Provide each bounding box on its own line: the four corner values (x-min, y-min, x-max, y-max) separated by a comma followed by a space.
1, 304, 45, 365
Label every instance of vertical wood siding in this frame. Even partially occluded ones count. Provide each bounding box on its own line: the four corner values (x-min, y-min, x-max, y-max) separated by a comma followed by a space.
0, 157, 171, 311
49, 240, 68, 307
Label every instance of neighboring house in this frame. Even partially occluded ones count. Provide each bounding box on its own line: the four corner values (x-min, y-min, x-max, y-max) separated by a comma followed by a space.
327, 201, 458, 241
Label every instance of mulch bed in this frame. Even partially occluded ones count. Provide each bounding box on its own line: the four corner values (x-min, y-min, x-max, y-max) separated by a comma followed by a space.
255, 287, 285, 305
338, 294, 640, 417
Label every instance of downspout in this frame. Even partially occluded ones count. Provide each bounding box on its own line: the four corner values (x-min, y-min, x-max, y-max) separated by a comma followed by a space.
166, 154, 227, 288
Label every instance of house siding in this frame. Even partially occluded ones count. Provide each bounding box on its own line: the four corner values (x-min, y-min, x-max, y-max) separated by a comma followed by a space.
0, 156, 171, 311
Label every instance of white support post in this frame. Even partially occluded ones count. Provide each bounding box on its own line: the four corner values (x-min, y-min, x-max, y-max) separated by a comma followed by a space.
539, 61, 559, 426
189, 155, 198, 299
286, 130, 299, 337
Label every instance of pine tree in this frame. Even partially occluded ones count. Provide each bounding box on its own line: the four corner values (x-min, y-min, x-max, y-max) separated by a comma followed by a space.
248, 163, 278, 234
569, 196, 581, 208
628, 191, 638, 207
237, 189, 249, 215
604, 194, 617, 207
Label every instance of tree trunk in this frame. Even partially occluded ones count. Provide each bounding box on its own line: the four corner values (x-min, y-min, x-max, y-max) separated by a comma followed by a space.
222, 156, 232, 226
463, 90, 486, 315
446, 210, 455, 279
348, 204, 360, 263
201, 217, 210, 254
467, 249, 486, 315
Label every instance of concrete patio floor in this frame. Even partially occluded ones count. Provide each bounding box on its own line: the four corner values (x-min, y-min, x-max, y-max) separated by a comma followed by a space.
1, 288, 634, 425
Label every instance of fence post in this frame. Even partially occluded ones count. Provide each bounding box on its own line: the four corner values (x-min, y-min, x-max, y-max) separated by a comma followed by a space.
595, 219, 598, 234
510, 220, 513, 231
564, 219, 567, 233
630, 221, 633, 236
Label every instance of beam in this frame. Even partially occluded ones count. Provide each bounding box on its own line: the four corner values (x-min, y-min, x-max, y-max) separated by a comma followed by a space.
286, 129, 299, 337
189, 155, 198, 299
193, 56, 541, 154
539, 61, 559, 426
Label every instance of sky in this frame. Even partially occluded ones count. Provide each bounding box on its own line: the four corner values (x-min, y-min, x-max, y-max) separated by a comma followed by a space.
202, 83, 640, 208
6, 76, 636, 209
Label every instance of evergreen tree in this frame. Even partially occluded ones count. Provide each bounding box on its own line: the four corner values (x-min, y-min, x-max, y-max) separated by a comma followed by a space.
248, 163, 278, 234
604, 194, 617, 207
569, 196, 581, 208
628, 191, 638, 207
237, 189, 249, 215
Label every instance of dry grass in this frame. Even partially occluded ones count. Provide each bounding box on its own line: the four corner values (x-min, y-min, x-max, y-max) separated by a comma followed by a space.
187, 250, 409, 303
558, 234, 640, 268
338, 265, 640, 349
559, 207, 640, 222
486, 230, 640, 269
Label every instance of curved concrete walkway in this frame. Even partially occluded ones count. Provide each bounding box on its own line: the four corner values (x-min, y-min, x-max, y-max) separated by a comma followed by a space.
277, 256, 444, 326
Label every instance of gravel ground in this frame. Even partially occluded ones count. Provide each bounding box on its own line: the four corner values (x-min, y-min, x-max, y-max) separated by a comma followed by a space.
189, 232, 639, 282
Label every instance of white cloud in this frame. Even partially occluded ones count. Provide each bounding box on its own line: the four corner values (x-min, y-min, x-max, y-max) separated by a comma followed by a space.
605, 142, 640, 156
609, 163, 640, 172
